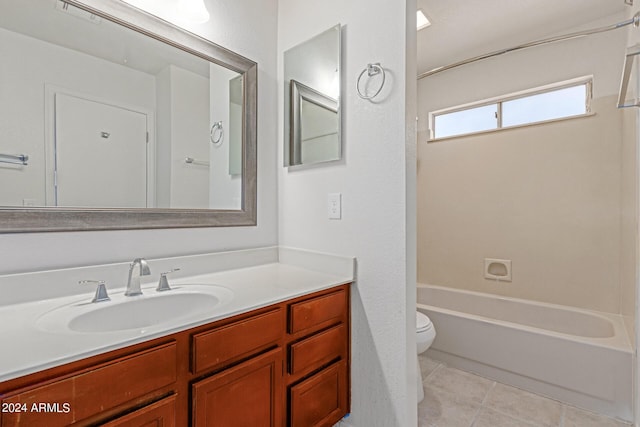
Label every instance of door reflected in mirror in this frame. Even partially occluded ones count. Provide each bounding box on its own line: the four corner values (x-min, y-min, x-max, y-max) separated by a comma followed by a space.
284, 24, 341, 167
0, 0, 243, 210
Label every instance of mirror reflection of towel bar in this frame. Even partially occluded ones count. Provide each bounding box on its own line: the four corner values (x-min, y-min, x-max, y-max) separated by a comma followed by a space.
185, 157, 210, 167
0, 153, 29, 165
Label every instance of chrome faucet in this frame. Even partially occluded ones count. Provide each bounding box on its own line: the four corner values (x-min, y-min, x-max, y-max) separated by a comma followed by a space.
125, 258, 151, 296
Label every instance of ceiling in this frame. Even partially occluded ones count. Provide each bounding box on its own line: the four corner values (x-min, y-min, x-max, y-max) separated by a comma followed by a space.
417, 0, 629, 75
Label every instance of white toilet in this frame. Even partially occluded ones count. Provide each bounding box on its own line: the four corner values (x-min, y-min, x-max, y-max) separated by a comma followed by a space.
416, 311, 436, 403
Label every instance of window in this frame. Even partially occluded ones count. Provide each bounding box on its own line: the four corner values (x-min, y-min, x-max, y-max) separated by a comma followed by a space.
434, 104, 497, 139
430, 77, 592, 140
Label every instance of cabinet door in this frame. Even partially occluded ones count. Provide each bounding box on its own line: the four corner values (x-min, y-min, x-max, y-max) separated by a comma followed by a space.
192, 348, 283, 427
102, 395, 176, 427
289, 361, 347, 427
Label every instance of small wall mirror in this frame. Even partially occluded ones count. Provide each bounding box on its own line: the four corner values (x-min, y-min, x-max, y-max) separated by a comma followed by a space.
0, 0, 257, 232
284, 24, 341, 167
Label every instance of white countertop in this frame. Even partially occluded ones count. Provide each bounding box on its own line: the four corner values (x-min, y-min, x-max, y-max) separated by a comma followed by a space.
0, 247, 355, 383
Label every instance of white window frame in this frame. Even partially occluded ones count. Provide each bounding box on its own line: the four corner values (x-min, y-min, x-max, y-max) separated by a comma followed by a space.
428, 76, 593, 141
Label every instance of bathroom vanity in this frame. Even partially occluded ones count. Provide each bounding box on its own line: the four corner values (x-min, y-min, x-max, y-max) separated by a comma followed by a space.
0, 248, 353, 427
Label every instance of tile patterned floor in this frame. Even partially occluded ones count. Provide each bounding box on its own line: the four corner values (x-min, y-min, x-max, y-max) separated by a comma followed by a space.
418, 355, 632, 427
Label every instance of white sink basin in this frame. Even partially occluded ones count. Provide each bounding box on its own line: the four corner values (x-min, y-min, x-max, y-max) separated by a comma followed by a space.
36, 285, 233, 334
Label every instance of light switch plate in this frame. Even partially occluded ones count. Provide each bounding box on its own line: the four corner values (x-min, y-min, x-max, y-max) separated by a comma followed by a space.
328, 193, 342, 219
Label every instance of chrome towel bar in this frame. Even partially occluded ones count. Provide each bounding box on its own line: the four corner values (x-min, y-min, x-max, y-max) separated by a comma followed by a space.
0, 153, 29, 165
185, 157, 210, 166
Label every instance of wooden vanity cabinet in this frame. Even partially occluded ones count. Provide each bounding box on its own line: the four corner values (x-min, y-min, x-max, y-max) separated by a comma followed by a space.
0, 284, 350, 427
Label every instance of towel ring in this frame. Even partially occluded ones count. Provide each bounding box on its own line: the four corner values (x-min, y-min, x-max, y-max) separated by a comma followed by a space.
356, 63, 386, 100
210, 121, 224, 146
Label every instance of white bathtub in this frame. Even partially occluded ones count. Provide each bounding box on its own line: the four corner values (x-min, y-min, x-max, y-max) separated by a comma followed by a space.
417, 283, 633, 422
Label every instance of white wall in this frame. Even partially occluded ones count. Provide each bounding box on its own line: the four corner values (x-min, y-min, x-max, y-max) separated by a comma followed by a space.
209, 64, 241, 209
155, 66, 173, 208
155, 65, 210, 209
278, 1, 417, 426
417, 15, 632, 314
168, 66, 209, 209
0, 0, 279, 274
0, 27, 155, 207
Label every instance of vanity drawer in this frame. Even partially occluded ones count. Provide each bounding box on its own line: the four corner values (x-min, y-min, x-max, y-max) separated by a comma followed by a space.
1, 342, 177, 427
289, 324, 346, 376
288, 289, 347, 335
289, 360, 348, 427
192, 309, 284, 375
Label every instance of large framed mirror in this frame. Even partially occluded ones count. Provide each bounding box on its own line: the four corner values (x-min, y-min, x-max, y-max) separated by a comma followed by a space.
0, 0, 257, 232
284, 24, 341, 167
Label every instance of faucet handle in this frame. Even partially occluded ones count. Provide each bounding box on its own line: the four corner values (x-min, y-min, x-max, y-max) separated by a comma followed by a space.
157, 268, 180, 292
80, 280, 110, 303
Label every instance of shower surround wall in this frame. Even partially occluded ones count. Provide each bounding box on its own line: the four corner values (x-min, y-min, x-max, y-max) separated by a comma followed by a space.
417, 13, 636, 341
621, 106, 637, 347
